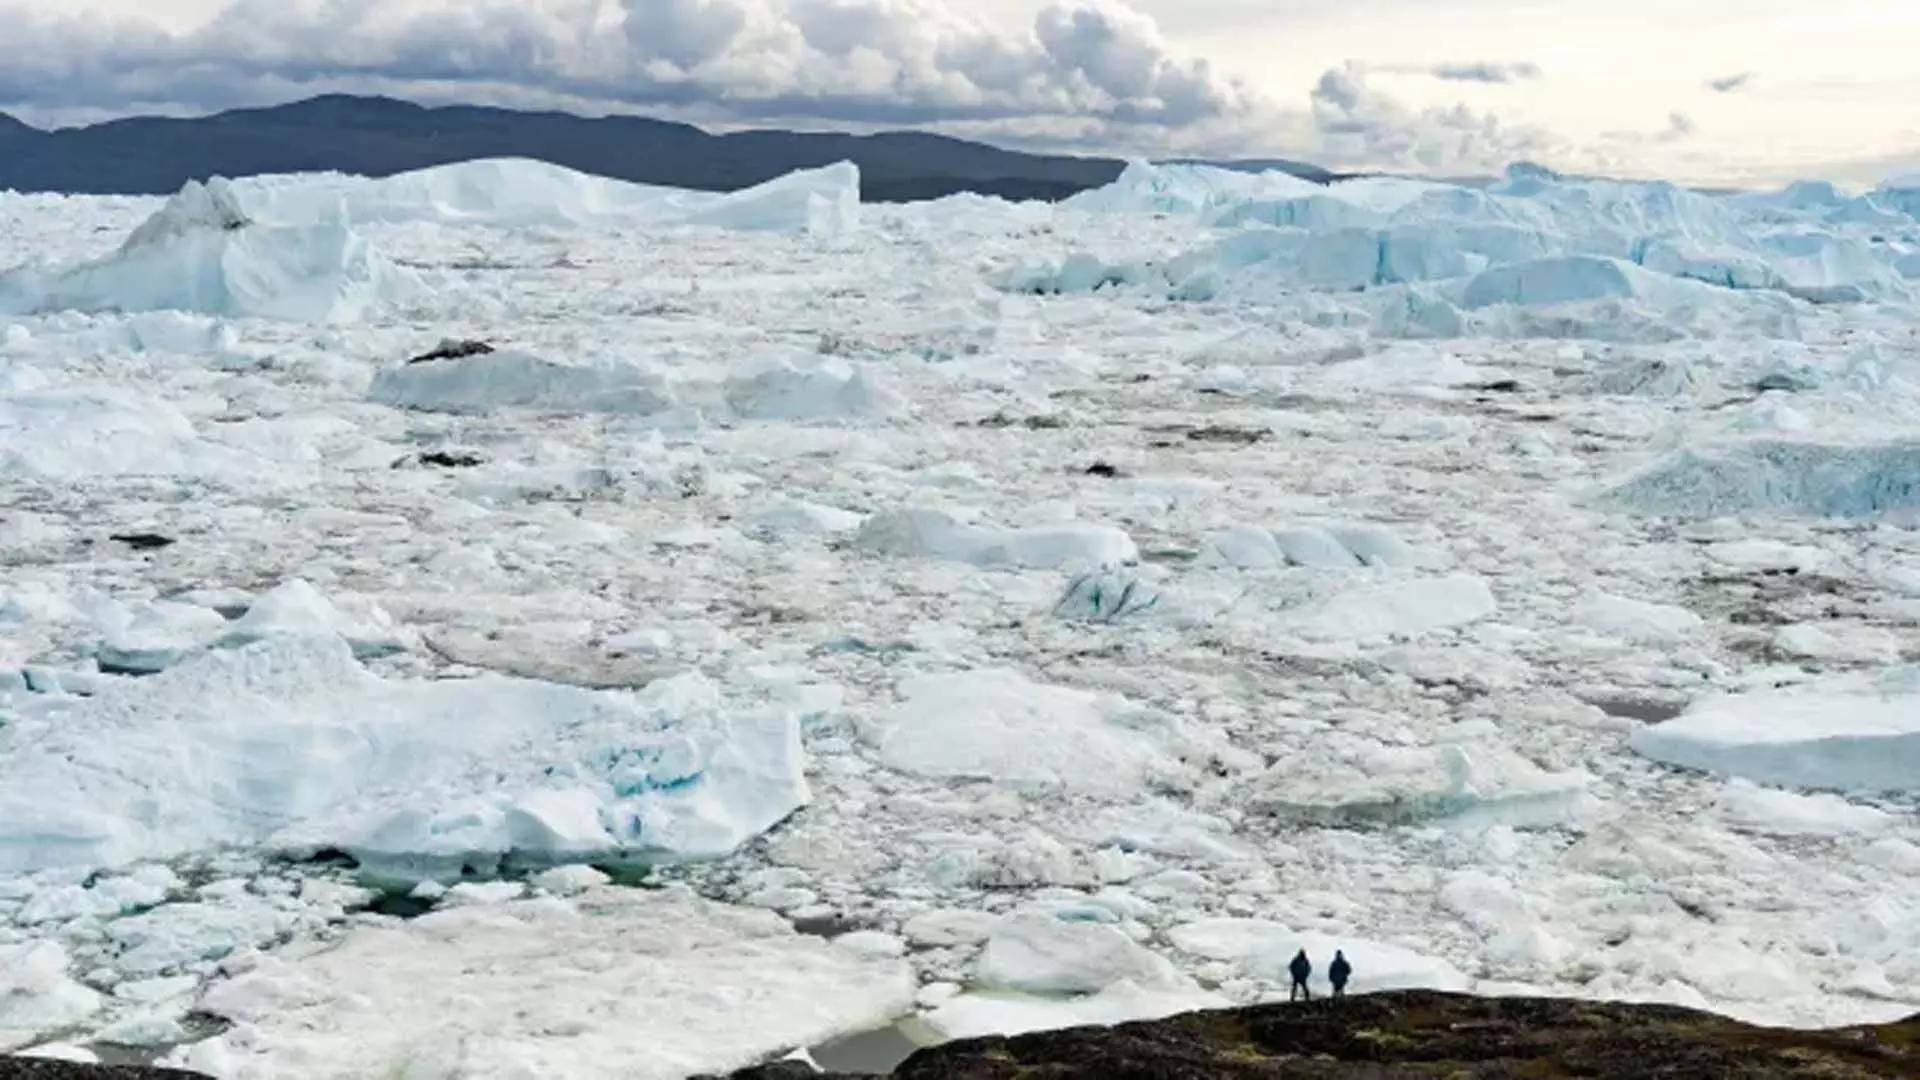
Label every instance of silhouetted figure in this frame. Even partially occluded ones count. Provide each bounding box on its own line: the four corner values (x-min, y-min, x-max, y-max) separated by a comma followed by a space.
1329, 949, 1352, 1000
1288, 948, 1313, 1001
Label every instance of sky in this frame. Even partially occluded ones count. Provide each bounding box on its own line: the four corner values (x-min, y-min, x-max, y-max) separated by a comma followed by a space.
2, 0, 1916, 186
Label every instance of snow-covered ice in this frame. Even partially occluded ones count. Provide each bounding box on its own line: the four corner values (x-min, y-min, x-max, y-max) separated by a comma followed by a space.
0, 633, 811, 879
168, 886, 912, 1080
226, 158, 861, 235
4, 155, 1920, 1066
1630, 666, 1920, 793
866, 669, 1195, 797
0, 179, 428, 323
1, 942, 103, 1051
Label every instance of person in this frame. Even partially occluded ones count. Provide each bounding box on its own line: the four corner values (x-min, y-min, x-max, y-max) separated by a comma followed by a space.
1329, 949, 1352, 1000
1288, 948, 1312, 1001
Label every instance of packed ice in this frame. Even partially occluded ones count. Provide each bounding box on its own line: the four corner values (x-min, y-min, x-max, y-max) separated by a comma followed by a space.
2, 152, 1919, 1073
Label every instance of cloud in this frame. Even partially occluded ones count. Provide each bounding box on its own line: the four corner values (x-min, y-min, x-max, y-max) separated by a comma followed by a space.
1598, 110, 1698, 147
0, 1, 1592, 176
1306, 62, 1560, 173
0, 0, 1255, 136
1428, 61, 1542, 85
1706, 72, 1753, 93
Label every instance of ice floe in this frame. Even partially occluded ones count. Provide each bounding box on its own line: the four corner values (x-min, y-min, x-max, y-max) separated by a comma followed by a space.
0, 634, 812, 880
166, 886, 912, 1080
1630, 666, 1920, 793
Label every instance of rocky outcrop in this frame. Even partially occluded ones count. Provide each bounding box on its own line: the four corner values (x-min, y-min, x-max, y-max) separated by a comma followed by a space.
718, 991, 1920, 1079
13, 991, 1916, 1079
0, 1063, 205, 1080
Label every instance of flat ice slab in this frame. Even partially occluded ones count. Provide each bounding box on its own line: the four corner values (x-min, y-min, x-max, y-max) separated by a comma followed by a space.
867, 669, 1187, 798
167, 886, 914, 1080
1243, 739, 1589, 828
1629, 666, 1920, 793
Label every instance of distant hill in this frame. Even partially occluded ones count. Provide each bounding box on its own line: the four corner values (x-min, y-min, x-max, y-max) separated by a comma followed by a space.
0, 95, 1339, 203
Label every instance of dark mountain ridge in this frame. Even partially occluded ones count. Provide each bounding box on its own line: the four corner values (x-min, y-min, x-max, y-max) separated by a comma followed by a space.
0, 94, 1342, 203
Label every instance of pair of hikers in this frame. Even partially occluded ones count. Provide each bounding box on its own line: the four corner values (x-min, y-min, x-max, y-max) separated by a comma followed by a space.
1288, 948, 1351, 1001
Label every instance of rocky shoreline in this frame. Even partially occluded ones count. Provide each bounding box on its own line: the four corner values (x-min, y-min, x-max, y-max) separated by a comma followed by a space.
19, 990, 1913, 1079
711, 990, 1920, 1079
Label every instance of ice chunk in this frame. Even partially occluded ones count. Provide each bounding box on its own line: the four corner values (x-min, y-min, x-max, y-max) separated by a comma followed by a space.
1280, 573, 1497, 641
0, 387, 256, 480
722, 357, 902, 421
530, 863, 611, 897
106, 900, 302, 976
744, 499, 866, 538
1245, 740, 1589, 828
1316, 522, 1418, 567
217, 579, 414, 659
868, 669, 1186, 798
903, 909, 1002, 948
923, 984, 1229, 1042
680, 162, 861, 236
1461, 255, 1653, 308
368, 349, 675, 415
0, 634, 810, 879
1052, 570, 1160, 623
1203, 521, 1414, 570
976, 914, 1182, 995
1704, 539, 1832, 574
1771, 623, 1901, 664
17, 1043, 99, 1063
15, 866, 179, 924
1630, 667, 1920, 793
1208, 194, 1384, 231
1437, 870, 1533, 936
96, 600, 229, 675
225, 158, 860, 234
0, 178, 427, 322
1166, 918, 1299, 961
192, 887, 913, 1080
1201, 524, 1292, 569
1569, 592, 1703, 643
1064, 160, 1321, 215
834, 931, 908, 959
440, 881, 528, 908
854, 508, 1137, 569
1716, 779, 1895, 837
0, 941, 102, 1051
1608, 440, 1920, 519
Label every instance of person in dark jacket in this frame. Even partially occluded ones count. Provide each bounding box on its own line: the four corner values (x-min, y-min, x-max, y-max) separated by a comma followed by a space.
1329, 949, 1352, 999
1288, 948, 1312, 1001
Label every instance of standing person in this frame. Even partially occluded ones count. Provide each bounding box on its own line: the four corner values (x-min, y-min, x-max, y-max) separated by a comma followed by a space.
1288, 948, 1313, 1001
1329, 950, 1352, 1000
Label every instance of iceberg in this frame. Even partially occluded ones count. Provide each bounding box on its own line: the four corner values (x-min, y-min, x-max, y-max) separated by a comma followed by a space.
0, 634, 811, 882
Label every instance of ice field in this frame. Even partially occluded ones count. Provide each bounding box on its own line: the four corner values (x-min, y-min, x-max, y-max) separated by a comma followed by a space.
2, 154, 1919, 1076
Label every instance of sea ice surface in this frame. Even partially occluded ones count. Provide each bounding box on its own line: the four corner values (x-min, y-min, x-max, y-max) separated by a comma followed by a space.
3, 155, 1919, 1065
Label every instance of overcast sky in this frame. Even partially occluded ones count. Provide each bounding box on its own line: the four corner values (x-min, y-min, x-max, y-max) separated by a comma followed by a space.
5, 0, 1916, 186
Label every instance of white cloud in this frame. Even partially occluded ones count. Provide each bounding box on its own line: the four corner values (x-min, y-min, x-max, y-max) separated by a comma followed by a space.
1307, 62, 1559, 173
1426, 61, 1542, 84
0, 0, 1257, 132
